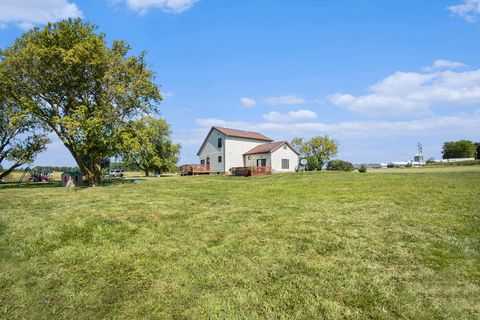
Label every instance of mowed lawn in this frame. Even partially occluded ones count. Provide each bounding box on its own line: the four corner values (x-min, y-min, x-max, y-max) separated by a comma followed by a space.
1, 168, 479, 319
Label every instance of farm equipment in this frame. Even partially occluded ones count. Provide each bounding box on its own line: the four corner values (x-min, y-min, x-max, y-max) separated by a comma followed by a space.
18, 168, 56, 183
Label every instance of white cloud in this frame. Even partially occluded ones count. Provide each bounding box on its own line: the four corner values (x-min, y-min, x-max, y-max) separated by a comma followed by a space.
264, 95, 306, 106
183, 111, 480, 164
17, 21, 35, 31
329, 65, 480, 117
195, 110, 480, 140
0, 0, 83, 30
240, 97, 257, 108
262, 109, 317, 122
423, 59, 466, 71
195, 118, 230, 127
116, 0, 198, 14
448, 0, 480, 22
162, 91, 174, 98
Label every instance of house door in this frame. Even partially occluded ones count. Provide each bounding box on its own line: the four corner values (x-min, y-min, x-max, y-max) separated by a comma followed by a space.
256, 159, 267, 167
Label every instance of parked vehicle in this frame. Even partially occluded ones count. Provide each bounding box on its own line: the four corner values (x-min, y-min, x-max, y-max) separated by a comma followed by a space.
109, 169, 124, 177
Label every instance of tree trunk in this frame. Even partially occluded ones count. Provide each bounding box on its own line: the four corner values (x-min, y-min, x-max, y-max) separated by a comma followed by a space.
144, 169, 149, 177
0, 162, 21, 180
62, 143, 102, 186
85, 161, 102, 186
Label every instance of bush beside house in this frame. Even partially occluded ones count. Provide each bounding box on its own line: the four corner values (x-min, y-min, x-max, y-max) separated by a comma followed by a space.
327, 160, 355, 171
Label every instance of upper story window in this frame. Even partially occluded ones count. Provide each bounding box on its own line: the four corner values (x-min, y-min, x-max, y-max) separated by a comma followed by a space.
217, 138, 222, 148
281, 159, 289, 169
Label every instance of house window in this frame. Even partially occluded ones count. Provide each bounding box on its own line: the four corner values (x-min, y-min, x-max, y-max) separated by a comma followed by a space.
201, 159, 205, 165
281, 159, 289, 169
206, 157, 210, 165
218, 156, 222, 163
256, 159, 267, 167
217, 138, 222, 148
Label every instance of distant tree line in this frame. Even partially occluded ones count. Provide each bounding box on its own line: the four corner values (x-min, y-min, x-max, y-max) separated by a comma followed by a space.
442, 140, 479, 159
27, 166, 79, 172
0, 18, 180, 185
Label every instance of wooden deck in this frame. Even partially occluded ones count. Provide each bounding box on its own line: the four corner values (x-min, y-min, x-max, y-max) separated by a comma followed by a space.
252, 166, 272, 175
234, 166, 272, 176
181, 165, 272, 176
181, 164, 211, 175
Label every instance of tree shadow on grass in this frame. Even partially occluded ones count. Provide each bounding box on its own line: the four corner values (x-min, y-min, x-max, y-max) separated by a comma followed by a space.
98, 178, 143, 187
0, 178, 146, 190
0, 181, 62, 190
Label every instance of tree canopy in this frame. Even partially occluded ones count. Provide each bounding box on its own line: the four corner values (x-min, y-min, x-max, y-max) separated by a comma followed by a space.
291, 135, 338, 170
442, 140, 476, 159
0, 78, 49, 180
120, 116, 180, 176
1, 18, 161, 185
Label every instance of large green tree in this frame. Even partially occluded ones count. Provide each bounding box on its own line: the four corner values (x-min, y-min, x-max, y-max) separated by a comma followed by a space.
442, 140, 476, 159
291, 135, 338, 170
0, 78, 49, 181
121, 116, 180, 176
1, 19, 161, 185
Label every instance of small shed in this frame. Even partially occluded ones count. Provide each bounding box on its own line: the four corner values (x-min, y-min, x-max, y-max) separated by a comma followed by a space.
61, 171, 84, 187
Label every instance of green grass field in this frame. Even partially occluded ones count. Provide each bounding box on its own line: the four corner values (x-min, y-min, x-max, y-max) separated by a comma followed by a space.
1, 167, 479, 319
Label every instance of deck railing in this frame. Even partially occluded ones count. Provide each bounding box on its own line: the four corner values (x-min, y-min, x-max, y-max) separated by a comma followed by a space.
252, 166, 272, 175
191, 164, 211, 173
181, 164, 211, 175
233, 166, 272, 176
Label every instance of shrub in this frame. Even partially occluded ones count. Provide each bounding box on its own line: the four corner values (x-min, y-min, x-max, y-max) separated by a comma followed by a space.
304, 155, 321, 171
327, 160, 355, 171
358, 165, 367, 173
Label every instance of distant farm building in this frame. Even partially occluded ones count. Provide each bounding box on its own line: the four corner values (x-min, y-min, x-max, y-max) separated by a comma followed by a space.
354, 163, 385, 169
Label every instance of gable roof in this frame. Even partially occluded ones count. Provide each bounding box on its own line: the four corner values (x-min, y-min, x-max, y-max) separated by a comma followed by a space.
197, 127, 273, 155
62, 171, 82, 176
244, 141, 300, 155
214, 127, 273, 142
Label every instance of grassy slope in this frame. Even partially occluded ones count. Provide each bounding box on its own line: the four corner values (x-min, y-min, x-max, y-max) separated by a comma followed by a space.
1, 168, 479, 319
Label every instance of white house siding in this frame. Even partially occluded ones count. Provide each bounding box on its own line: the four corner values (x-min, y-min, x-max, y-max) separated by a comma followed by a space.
243, 153, 271, 167
271, 145, 299, 172
197, 128, 225, 173
224, 137, 265, 171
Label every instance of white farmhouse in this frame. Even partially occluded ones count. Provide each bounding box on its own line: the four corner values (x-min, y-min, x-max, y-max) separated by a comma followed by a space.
197, 127, 299, 173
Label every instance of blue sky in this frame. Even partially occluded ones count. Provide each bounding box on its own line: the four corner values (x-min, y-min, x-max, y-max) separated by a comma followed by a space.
1, 0, 480, 166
